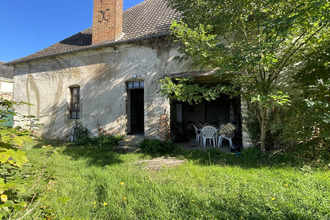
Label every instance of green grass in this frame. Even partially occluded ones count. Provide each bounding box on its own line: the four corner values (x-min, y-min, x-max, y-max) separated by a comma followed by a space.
24, 143, 330, 220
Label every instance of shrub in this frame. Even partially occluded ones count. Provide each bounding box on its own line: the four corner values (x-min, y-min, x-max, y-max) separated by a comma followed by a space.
71, 121, 122, 149
245, 111, 283, 151
241, 147, 262, 160
139, 139, 181, 156
266, 150, 301, 165
72, 121, 90, 144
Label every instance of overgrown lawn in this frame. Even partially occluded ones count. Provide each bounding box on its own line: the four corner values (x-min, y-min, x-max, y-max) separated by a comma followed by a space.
25, 144, 329, 219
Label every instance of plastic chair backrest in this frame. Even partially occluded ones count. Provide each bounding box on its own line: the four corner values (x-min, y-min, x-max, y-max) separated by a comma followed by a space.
201, 126, 217, 138
193, 124, 200, 133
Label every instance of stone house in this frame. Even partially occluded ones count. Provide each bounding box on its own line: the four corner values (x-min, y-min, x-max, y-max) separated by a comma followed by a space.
8, 0, 252, 148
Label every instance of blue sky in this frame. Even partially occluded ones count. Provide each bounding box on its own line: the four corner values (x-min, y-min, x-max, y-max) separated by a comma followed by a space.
0, 0, 144, 62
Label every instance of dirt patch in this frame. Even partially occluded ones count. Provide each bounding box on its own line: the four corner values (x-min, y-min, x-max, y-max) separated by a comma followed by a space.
134, 156, 187, 171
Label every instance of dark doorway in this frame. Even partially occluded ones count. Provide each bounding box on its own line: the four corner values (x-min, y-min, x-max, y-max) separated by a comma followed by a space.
130, 88, 144, 133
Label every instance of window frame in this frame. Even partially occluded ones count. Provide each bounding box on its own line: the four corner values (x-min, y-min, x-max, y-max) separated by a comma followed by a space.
127, 81, 144, 90
69, 86, 80, 119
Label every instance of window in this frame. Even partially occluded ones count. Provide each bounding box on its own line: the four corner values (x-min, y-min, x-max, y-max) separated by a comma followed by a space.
128, 81, 144, 89
69, 86, 80, 119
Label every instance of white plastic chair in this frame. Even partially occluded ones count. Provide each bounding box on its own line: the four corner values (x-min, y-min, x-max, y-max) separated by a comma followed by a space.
201, 126, 217, 147
193, 124, 202, 143
218, 124, 235, 147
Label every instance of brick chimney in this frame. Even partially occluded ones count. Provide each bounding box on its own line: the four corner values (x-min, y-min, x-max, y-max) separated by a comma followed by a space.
92, 0, 123, 44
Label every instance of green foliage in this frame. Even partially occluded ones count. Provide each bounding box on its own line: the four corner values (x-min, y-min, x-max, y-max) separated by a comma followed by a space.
164, 0, 330, 152
89, 135, 122, 150
72, 120, 90, 144
0, 99, 40, 219
241, 147, 262, 160
275, 39, 330, 158
139, 139, 182, 156
277, 99, 330, 160
159, 76, 238, 104
71, 121, 122, 149
267, 151, 299, 164
246, 111, 282, 151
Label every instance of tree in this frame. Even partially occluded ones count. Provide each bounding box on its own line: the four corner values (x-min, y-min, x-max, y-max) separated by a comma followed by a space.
161, 0, 329, 152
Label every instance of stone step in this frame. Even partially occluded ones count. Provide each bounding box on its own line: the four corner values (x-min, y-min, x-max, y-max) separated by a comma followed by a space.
115, 145, 141, 153
118, 135, 144, 146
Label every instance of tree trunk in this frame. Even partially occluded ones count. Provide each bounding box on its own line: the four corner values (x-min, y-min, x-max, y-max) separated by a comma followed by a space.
260, 107, 267, 153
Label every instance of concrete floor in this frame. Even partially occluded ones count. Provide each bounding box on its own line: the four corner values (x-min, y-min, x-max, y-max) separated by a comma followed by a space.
175, 137, 232, 153
124, 132, 233, 153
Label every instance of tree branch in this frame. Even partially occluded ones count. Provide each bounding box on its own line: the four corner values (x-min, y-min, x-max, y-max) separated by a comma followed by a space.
271, 25, 326, 82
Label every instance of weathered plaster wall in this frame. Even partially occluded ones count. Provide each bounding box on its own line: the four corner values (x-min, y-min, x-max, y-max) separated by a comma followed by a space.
0, 81, 13, 93
13, 40, 193, 140
14, 39, 253, 147
0, 79, 13, 100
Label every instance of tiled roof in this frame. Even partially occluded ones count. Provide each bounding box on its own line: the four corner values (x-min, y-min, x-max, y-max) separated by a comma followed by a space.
0, 61, 14, 79
8, 0, 180, 65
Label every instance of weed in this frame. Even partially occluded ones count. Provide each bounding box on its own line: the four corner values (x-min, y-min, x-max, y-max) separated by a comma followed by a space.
72, 121, 90, 144
139, 139, 182, 156
70, 121, 122, 149
89, 135, 122, 150
241, 147, 262, 160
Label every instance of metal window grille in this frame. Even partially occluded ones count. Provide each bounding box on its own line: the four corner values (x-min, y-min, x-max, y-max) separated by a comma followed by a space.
128, 81, 144, 89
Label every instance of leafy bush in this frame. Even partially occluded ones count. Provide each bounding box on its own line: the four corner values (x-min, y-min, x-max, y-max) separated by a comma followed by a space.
245, 111, 283, 151
0, 99, 52, 219
139, 139, 181, 156
72, 121, 90, 144
71, 121, 122, 149
241, 147, 262, 160
277, 98, 330, 161
267, 150, 302, 165
269, 40, 330, 160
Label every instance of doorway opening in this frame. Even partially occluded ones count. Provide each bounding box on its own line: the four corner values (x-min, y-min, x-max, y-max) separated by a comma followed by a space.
168, 76, 242, 150
127, 81, 144, 135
